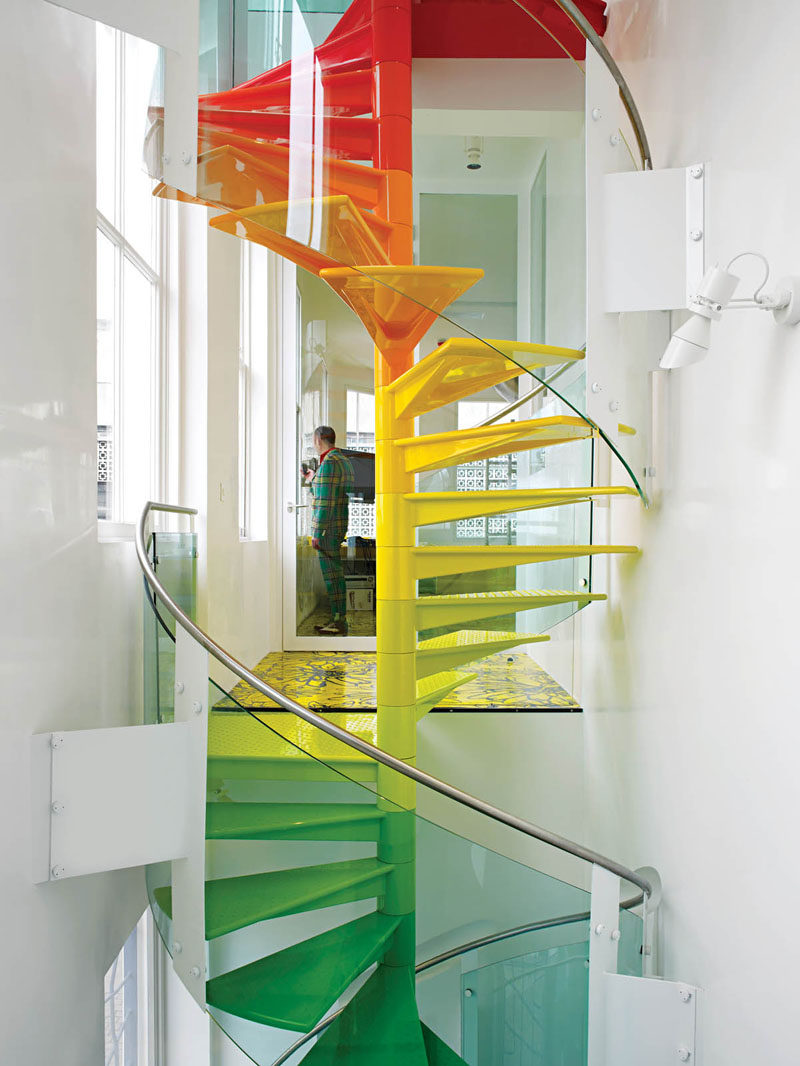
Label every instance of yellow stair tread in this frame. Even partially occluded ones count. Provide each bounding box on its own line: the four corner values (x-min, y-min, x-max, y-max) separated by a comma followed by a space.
413, 626, 546, 677
417, 630, 546, 651
386, 337, 584, 419
410, 544, 638, 580
416, 670, 477, 697
319, 265, 484, 355
395, 416, 593, 473
419, 589, 605, 603
209, 195, 391, 276
415, 631, 546, 679
404, 486, 639, 526
415, 590, 605, 627
207, 710, 377, 763
415, 670, 477, 719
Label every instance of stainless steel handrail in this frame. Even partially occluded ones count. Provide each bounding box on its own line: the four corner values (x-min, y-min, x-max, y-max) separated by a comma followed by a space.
268, 892, 643, 1066
509, 0, 653, 170
136, 501, 651, 896
147, 503, 199, 518
476, 361, 574, 428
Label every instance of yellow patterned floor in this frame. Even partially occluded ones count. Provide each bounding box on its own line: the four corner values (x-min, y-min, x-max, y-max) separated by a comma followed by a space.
215, 651, 579, 713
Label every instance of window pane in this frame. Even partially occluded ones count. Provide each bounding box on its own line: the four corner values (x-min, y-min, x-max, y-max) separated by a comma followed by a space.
358, 392, 374, 435
96, 23, 117, 223
122, 33, 161, 264
121, 258, 155, 522
97, 230, 116, 521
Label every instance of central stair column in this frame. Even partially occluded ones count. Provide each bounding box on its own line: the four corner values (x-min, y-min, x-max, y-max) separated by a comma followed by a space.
372, 0, 416, 971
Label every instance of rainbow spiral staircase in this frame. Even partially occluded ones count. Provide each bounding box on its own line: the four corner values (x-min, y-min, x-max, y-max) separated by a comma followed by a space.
142, 2, 650, 1063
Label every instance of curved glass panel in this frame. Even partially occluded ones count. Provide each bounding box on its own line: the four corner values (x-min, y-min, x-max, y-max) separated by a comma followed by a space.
143, 663, 642, 1065
143, 529, 197, 951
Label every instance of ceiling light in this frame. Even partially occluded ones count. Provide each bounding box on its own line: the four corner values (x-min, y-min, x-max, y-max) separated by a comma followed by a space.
465, 136, 483, 171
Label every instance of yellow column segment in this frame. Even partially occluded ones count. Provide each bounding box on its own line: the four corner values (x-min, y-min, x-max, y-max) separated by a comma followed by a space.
375, 377, 417, 811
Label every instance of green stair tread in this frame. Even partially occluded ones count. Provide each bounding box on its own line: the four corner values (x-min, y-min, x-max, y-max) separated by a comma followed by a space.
206, 802, 385, 841
301, 964, 427, 1066
422, 1024, 470, 1066
154, 858, 393, 939
206, 912, 402, 1032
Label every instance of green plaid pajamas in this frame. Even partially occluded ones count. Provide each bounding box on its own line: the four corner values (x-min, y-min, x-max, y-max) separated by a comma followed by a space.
311, 450, 354, 618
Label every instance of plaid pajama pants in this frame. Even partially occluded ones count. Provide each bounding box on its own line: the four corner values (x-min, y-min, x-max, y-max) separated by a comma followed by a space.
317, 528, 347, 617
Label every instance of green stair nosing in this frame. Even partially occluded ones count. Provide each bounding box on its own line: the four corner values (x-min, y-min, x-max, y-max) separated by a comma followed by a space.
301, 964, 428, 1066
154, 858, 393, 939
206, 912, 403, 1032
206, 755, 378, 784
205, 802, 386, 841
422, 1024, 470, 1066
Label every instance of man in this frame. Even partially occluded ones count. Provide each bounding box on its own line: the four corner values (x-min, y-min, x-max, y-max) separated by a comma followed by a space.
304, 426, 354, 635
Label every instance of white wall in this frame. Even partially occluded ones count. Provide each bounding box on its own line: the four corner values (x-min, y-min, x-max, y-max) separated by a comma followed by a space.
205, 225, 281, 679
582, 3, 800, 1063
0, 3, 146, 1062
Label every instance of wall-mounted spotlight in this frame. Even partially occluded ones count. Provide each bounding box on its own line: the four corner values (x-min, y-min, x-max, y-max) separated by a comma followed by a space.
465, 136, 484, 171
660, 253, 800, 369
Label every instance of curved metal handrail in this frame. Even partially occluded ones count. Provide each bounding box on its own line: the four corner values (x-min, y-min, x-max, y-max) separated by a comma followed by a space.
510, 0, 653, 170
137, 501, 651, 899
269, 892, 643, 1066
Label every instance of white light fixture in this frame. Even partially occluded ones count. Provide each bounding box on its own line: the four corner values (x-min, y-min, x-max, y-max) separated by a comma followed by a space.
661, 253, 800, 369
464, 136, 484, 171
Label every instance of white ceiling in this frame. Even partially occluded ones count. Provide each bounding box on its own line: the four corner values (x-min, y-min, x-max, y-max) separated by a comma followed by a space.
413, 133, 547, 184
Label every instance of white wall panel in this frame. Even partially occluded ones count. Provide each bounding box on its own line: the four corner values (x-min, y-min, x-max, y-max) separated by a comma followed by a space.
0, 3, 145, 1062
582, 3, 800, 1064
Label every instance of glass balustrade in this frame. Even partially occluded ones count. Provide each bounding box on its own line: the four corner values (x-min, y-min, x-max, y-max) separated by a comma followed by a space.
140, 2, 651, 1063
144, 675, 644, 1066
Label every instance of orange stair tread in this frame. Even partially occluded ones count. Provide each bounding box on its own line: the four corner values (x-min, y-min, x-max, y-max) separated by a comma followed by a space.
319, 265, 484, 354
209, 196, 391, 274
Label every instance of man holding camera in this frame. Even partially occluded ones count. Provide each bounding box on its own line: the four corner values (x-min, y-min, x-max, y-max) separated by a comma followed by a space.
303, 426, 354, 635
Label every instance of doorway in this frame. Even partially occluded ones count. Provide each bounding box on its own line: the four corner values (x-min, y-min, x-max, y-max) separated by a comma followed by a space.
281, 268, 377, 651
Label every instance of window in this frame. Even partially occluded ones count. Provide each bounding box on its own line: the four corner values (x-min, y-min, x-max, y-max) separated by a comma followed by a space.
345, 390, 375, 539
104, 911, 156, 1066
239, 242, 271, 540
96, 24, 165, 524
346, 390, 375, 452
456, 401, 518, 541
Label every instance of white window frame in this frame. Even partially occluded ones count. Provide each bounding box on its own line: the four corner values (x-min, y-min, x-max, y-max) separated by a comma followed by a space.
104, 909, 161, 1066
345, 388, 375, 453
96, 24, 167, 530
238, 241, 272, 543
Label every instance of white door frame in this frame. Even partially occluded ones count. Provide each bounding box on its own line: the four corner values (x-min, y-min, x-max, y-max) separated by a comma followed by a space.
279, 260, 377, 652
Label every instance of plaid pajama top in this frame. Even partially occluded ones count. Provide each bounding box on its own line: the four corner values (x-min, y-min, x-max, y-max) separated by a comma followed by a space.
311, 449, 354, 539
